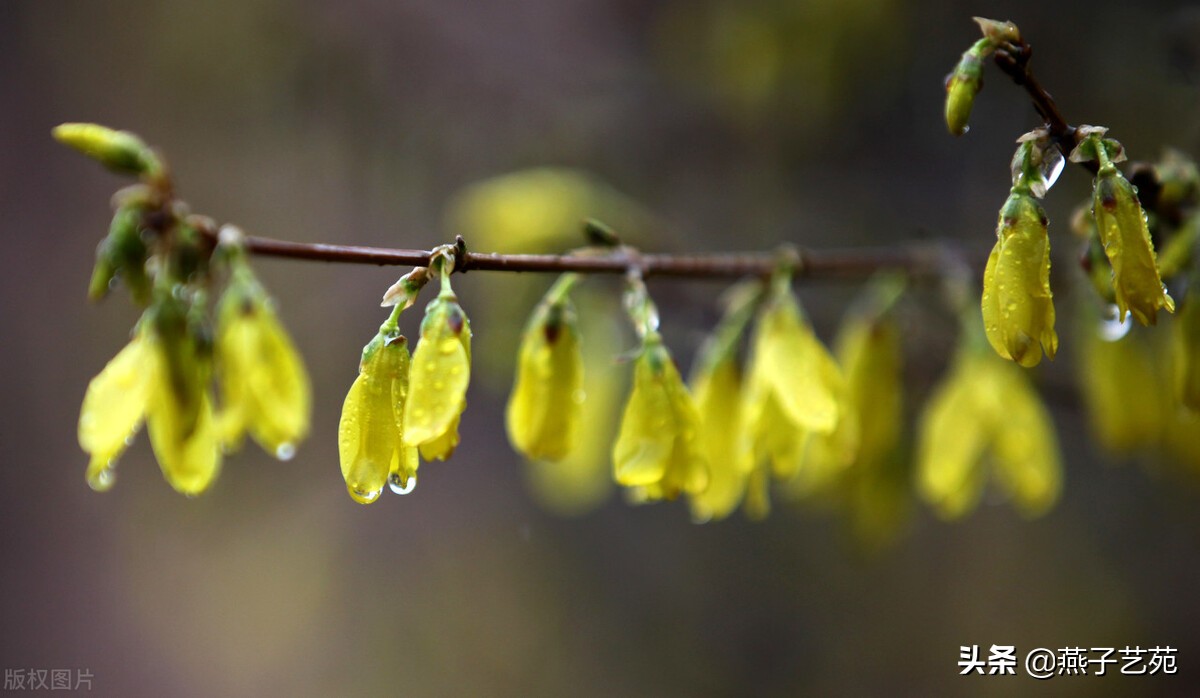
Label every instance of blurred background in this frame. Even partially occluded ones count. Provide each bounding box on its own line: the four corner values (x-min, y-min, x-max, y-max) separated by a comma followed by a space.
4, 1, 1200, 695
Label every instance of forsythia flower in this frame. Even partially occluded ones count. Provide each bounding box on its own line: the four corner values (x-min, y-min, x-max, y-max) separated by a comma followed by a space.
506, 277, 584, 461
688, 353, 747, 521
145, 297, 223, 496
832, 308, 910, 548
339, 331, 418, 504
742, 283, 847, 482
216, 264, 311, 458
982, 190, 1057, 367
917, 345, 1061, 519
78, 327, 157, 491
403, 288, 472, 461
1071, 131, 1176, 325
1080, 321, 1167, 454
612, 334, 708, 501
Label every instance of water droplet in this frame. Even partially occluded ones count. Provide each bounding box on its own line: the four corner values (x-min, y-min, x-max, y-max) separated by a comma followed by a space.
388, 472, 417, 495
571, 389, 587, 405
275, 442, 296, 461
350, 485, 383, 504
88, 467, 116, 492
1040, 149, 1065, 192
1098, 305, 1132, 341
433, 380, 445, 391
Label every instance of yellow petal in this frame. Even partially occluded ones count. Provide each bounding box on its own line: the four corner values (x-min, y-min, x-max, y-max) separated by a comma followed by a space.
750, 291, 842, 433
78, 332, 154, 485
688, 358, 748, 521
216, 287, 312, 457
147, 381, 223, 497
916, 356, 989, 519
612, 347, 678, 487
992, 368, 1062, 516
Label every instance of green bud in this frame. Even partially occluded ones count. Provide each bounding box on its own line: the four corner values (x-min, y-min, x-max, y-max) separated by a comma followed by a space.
945, 39, 987, 136
53, 123, 162, 177
88, 205, 151, 304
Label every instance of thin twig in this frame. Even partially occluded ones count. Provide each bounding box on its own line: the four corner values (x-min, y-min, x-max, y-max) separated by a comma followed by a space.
236, 231, 961, 281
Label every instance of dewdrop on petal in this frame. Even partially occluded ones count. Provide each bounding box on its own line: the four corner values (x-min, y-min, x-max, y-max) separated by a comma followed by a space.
982, 190, 1057, 367
339, 330, 414, 504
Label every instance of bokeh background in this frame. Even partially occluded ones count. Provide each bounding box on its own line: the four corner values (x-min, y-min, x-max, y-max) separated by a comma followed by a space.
4, 1, 1200, 695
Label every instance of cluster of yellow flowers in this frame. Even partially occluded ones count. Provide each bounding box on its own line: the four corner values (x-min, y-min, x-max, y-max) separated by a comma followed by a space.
502, 268, 1061, 525
337, 252, 471, 502
77, 231, 312, 495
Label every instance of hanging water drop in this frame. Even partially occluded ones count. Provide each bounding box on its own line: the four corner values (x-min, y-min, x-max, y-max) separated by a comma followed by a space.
1098, 304, 1132, 341
388, 472, 417, 495
275, 442, 296, 461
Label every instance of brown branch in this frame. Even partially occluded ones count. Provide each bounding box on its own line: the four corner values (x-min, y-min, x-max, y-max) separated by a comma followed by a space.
992, 37, 1098, 174
236, 231, 960, 281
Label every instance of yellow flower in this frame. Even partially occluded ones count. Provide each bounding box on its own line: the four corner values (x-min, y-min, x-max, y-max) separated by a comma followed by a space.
612, 335, 708, 501
143, 297, 224, 495
688, 355, 747, 521
982, 191, 1057, 367
402, 292, 471, 460
216, 267, 311, 459
506, 277, 584, 461
1079, 320, 1167, 454
78, 328, 157, 491
1091, 149, 1174, 325
917, 346, 1061, 519
522, 296, 620, 516
339, 332, 417, 504
742, 283, 847, 482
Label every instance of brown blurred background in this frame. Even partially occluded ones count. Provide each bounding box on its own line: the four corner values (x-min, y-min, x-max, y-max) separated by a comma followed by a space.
4, 1, 1200, 695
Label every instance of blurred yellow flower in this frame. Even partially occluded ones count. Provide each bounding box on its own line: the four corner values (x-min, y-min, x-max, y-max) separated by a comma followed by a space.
688, 355, 747, 521
78, 327, 157, 491
613, 335, 708, 502
982, 191, 1057, 367
216, 266, 311, 459
917, 346, 1061, 519
506, 276, 584, 462
742, 282, 847, 482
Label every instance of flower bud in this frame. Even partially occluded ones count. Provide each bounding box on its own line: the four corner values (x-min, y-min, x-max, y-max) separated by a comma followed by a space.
53, 123, 162, 177
982, 191, 1057, 367
89, 204, 151, 304
944, 40, 987, 137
